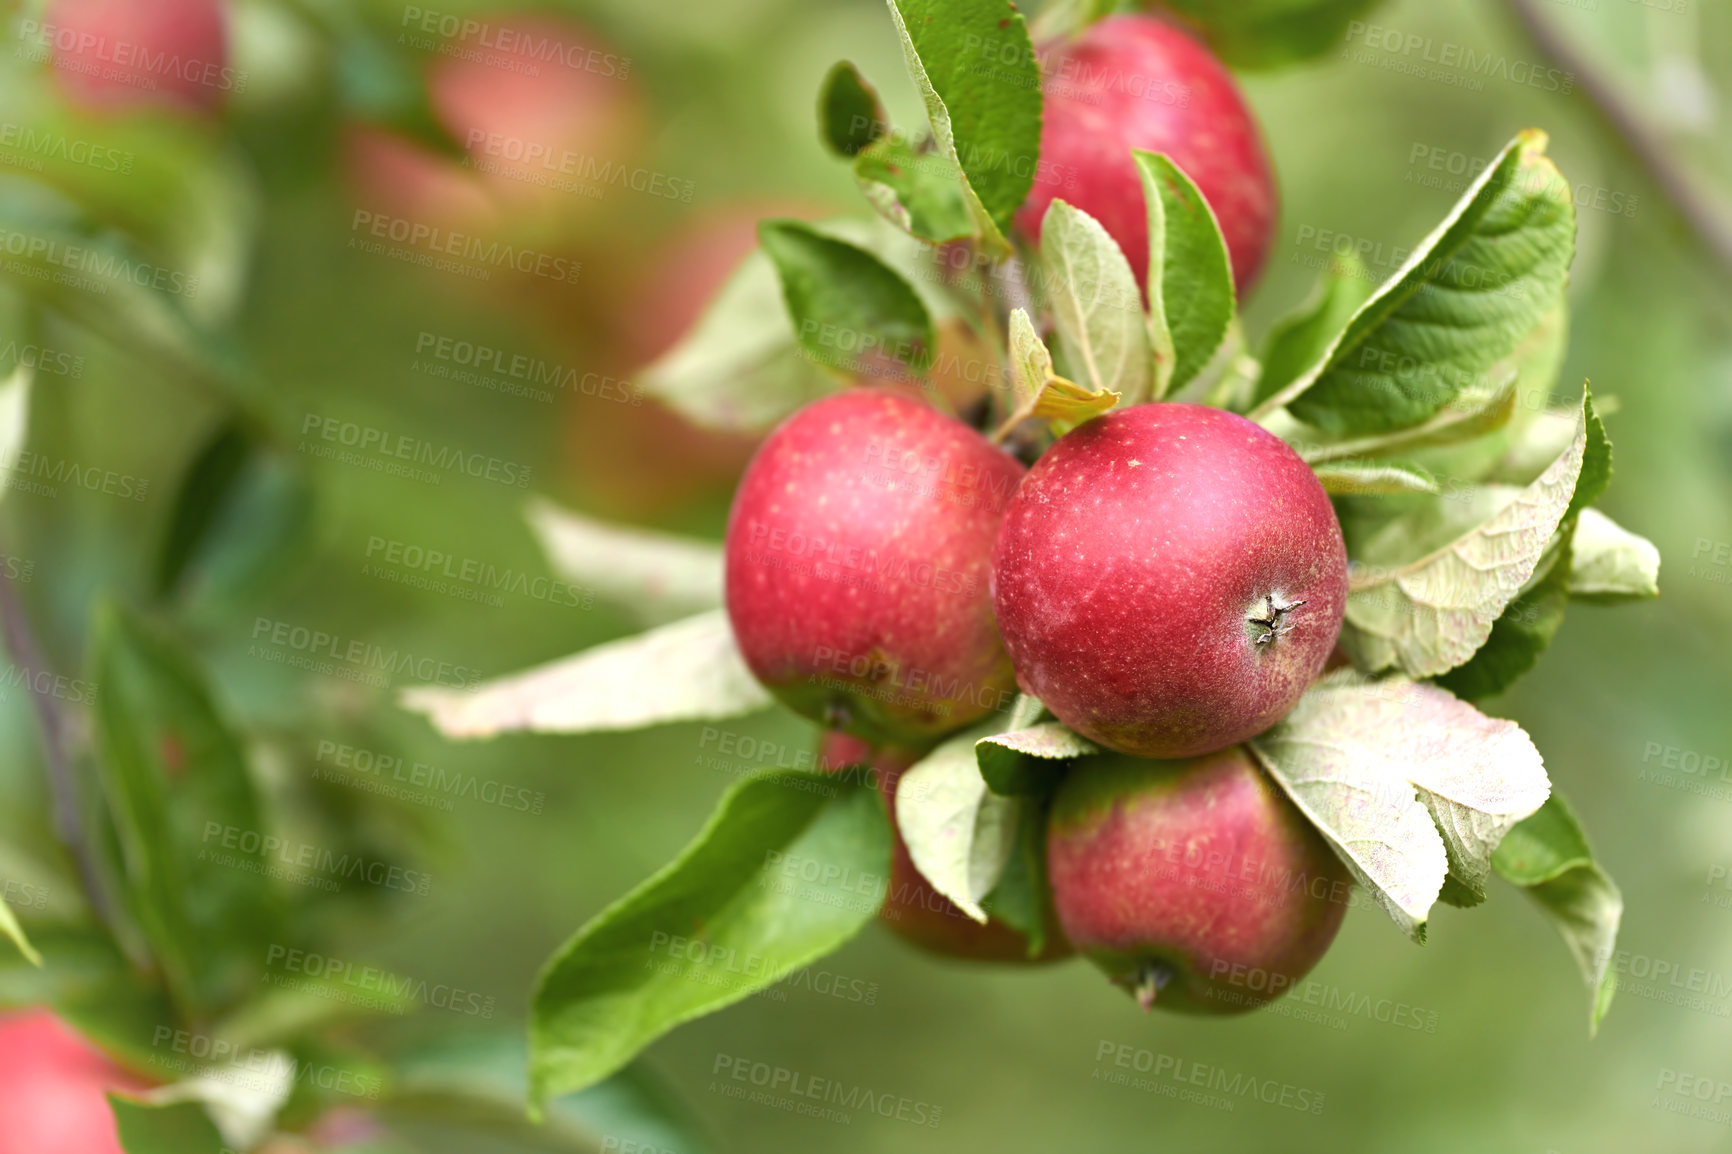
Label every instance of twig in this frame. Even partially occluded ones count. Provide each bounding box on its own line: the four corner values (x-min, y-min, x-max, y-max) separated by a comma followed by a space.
1504, 0, 1732, 279
0, 556, 113, 928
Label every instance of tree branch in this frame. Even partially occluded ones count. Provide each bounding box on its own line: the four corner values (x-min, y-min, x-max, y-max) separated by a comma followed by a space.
1504, 0, 1732, 279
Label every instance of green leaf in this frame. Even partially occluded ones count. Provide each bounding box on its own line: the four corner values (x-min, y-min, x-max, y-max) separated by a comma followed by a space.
1265, 132, 1575, 435
1432, 546, 1569, 701
0, 926, 177, 1068
981, 799, 1058, 957
976, 721, 1100, 796
759, 219, 936, 376
1040, 201, 1152, 405
1563, 383, 1612, 524
819, 61, 886, 157
1250, 672, 1551, 936
853, 133, 977, 244
154, 419, 313, 602
89, 603, 277, 1016
109, 1096, 226, 1154
1567, 508, 1660, 601
1254, 251, 1374, 407
400, 610, 772, 740
896, 728, 1021, 922
0, 896, 39, 966
529, 769, 891, 1106
884, 0, 1043, 247
1288, 368, 1519, 465
1493, 793, 1622, 1032
1313, 460, 1439, 495
1155, 0, 1387, 69
1135, 152, 1236, 398
994, 309, 1119, 438
525, 497, 723, 624
1343, 390, 1594, 678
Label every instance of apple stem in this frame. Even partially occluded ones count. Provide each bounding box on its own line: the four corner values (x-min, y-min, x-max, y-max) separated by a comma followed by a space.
1133, 963, 1173, 1011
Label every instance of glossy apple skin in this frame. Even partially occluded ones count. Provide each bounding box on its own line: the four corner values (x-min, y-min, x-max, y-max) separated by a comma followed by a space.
41, 0, 228, 114
0, 1009, 149, 1154
992, 403, 1346, 759
821, 733, 1070, 963
726, 391, 1024, 746
1048, 747, 1350, 1013
1015, 14, 1276, 294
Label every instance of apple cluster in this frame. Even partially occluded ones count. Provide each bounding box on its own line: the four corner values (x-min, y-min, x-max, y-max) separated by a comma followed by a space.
723, 15, 1351, 1014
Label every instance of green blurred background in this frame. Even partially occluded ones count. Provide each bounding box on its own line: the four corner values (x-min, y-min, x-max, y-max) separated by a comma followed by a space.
2, 0, 1731, 1150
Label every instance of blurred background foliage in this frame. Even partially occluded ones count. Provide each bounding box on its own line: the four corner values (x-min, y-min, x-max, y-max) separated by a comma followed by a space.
0, 0, 1730, 1150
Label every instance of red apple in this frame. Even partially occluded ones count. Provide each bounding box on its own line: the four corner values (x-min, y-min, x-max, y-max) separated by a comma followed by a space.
0, 1009, 149, 1154
1016, 14, 1277, 293
38, 0, 229, 115
1047, 746, 1350, 1012
991, 403, 1346, 759
821, 732, 1069, 963
342, 124, 499, 235
726, 390, 1024, 746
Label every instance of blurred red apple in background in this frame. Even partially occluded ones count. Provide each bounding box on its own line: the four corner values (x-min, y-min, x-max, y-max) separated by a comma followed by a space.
37, 0, 230, 115
0, 1009, 149, 1154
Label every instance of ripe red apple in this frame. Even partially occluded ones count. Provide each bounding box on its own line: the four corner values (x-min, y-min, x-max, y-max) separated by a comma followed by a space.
991, 403, 1346, 759
821, 732, 1069, 963
39, 0, 229, 115
1047, 746, 1349, 1012
0, 1009, 149, 1154
726, 390, 1024, 746
1015, 14, 1277, 294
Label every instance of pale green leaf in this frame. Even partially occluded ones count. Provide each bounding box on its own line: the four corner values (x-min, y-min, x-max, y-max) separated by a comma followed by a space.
1040, 200, 1151, 404
896, 728, 1021, 922
1493, 793, 1622, 1032
1567, 508, 1660, 601
1343, 393, 1590, 678
399, 610, 772, 739
525, 497, 722, 623
1313, 460, 1439, 495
